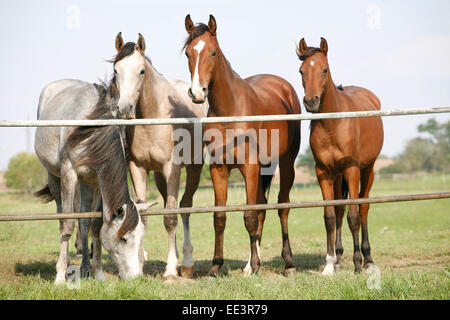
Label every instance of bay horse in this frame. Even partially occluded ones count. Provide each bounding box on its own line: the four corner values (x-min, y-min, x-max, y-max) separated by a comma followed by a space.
183, 15, 301, 276
35, 80, 152, 283
111, 33, 206, 281
296, 38, 384, 274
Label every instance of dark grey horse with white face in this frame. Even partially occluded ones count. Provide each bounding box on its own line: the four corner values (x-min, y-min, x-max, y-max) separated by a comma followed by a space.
35, 79, 152, 284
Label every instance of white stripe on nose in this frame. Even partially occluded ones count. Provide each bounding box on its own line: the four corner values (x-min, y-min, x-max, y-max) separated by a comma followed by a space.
191, 40, 206, 98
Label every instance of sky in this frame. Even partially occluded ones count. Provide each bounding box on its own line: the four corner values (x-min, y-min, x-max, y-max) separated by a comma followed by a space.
0, 0, 449, 170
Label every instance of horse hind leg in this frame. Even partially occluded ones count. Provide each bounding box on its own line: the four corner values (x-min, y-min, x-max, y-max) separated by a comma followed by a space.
333, 175, 346, 272
161, 163, 181, 282
360, 163, 376, 270
344, 166, 363, 273
276, 156, 296, 276
54, 170, 77, 284
179, 164, 202, 279
79, 182, 93, 279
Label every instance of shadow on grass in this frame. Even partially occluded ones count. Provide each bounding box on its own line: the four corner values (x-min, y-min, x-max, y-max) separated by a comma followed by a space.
13, 252, 324, 281
142, 252, 324, 279
15, 260, 56, 281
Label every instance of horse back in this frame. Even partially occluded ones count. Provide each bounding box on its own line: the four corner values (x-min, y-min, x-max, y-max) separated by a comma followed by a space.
339, 86, 381, 112
245, 74, 302, 115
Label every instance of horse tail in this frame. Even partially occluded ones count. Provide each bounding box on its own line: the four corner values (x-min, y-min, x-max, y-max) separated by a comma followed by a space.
34, 184, 55, 203
341, 177, 349, 200
261, 173, 274, 200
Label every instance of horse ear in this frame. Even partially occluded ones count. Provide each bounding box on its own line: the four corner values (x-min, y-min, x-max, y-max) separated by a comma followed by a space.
115, 32, 124, 52
208, 14, 217, 36
137, 33, 146, 53
320, 37, 328, 56
185, 14, 195, 34
136, 202, 156, 213
297, 38, 307, 58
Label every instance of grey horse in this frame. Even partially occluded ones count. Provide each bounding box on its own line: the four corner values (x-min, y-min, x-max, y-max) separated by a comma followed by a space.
35, 79, 152, 284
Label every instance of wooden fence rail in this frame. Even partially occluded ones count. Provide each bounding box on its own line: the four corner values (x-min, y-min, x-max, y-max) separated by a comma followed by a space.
0, 192, 448, 222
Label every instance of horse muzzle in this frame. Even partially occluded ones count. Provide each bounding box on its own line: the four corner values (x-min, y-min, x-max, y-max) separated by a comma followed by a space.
188, 87, 208, 104
303, 96, 320, 113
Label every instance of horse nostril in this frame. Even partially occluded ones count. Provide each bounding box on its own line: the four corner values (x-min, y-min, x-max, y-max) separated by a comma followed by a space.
314, 96, 319, 102
116, 106, 119, 111
188, 88, 193, 97
202, 87, 207, 93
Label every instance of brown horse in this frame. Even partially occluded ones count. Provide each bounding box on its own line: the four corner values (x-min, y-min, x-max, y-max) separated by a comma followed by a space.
297, 38, 384, 274
183, 15, 301, 276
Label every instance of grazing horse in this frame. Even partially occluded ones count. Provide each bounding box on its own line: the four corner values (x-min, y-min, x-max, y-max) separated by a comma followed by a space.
296, 38, 384, 274
111, 33, 206, 281
183, 15, 301, 276
35, 80, 152, 283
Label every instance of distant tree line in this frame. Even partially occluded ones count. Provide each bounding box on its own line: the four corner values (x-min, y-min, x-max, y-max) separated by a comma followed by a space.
380, 118, 449, 174
295, 118, 450, 175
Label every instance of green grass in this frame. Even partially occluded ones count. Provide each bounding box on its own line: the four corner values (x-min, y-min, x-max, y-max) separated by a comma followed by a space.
0, 174, 449, 299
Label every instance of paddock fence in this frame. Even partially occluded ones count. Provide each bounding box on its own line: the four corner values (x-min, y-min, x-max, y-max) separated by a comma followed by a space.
0, 106, 449, 222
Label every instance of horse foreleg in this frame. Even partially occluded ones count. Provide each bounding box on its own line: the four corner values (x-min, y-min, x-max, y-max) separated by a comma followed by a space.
129, 161, 148, 267
344, 166, 362, 273
241, 164, 261, 275
55, 167, 77, 284
360, 164, 376, 270
162, 163, 181, 282
208, 164, 229, 277
90, 189, 105, 280
179, 164, 202, 279
317, 168, 337, 276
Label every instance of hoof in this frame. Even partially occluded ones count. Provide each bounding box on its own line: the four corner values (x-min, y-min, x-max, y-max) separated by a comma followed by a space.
81, 264, 92, 279
243, 265, 252, 276
364, 263, 379, 273
208, 265, 220, 277
334, 263, 343, 272
163, 274, 178, 283
285, 267, 296, 277
95, 271, 106, 281
321, 263, 335, 276
181, 266, 194, 279
54, 275, 66, 285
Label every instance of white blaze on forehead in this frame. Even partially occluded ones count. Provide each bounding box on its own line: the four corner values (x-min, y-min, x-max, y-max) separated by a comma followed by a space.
310, 60, 315, 67
191, 40, 206, 95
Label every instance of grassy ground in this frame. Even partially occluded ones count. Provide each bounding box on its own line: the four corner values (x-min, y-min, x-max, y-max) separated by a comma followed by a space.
0, 174, 448, 299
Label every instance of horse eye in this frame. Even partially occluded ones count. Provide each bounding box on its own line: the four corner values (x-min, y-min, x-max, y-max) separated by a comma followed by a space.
323, 68, 328, 74
116, 206, 124, 217
140, 69, 145, 75
185, 52, 189, 58
114, 69, 118, 75
211, 51, 216, 57
299, 70, 303, 75
119, 237, 127, 244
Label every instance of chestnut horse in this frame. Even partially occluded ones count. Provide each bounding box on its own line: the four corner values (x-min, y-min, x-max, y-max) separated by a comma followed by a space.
297, 38, 384, 275
183, 15, 301, 276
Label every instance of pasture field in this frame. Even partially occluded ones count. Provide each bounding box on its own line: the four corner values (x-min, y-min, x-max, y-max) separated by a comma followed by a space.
0, 174, 448, 300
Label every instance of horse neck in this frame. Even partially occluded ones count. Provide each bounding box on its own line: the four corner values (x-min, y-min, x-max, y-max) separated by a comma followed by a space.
208, 52, 242, 116
137, 60, 165, 118
320, 73, 339, 113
